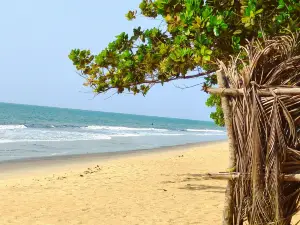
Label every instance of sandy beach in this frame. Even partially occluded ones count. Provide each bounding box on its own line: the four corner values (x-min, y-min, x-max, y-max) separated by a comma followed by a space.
0, 142, 235, 224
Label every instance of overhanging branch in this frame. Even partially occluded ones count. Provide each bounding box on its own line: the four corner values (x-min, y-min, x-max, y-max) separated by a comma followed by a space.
88, 70, 216, 94
141, 70, 216, 84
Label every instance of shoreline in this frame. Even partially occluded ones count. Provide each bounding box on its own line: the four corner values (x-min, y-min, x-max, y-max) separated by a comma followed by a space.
0, 140, 226, 177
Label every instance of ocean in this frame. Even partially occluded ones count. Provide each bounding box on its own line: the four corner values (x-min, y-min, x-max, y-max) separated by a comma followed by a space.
0, 102, 227, 161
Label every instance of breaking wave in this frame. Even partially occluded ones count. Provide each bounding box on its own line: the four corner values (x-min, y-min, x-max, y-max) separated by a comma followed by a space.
82, 125, 168, 132
0, 125, 27, 130
186, 129, 226, 133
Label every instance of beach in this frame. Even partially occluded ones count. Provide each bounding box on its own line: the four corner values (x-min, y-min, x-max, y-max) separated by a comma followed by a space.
2, 141, 299, 225
0, 141, 229, 225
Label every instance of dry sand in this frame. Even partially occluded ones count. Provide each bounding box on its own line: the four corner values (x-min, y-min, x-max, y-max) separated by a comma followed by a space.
0, 141, 284, 225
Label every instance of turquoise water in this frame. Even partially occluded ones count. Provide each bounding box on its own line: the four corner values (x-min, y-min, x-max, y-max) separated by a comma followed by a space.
0, 102, 227, 161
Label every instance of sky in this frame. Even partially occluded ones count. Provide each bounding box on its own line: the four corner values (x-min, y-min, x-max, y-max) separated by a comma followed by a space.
0, 0, 215, 121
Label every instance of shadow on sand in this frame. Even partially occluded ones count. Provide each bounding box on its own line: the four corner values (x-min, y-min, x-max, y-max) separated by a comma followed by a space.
176, 173, 226, 192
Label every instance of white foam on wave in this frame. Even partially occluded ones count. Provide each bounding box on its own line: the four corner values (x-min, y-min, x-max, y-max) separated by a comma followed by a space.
0, 125, 27, 130
0, 129, 112, 144
82, 125, 168, 132
0, 135, 112, 144
111, 133, 184, 137
51, 151, 70, 156
195, 133, 226, 136
0, 124, 226, 144
186, 129, 225, 133
0, 132, 184, 143
111, 134, 141, 137
155, 133, 184, 136
0, 140, 15, 143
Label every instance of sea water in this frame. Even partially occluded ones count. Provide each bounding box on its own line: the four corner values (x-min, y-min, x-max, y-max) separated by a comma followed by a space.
0, 102, 227, 161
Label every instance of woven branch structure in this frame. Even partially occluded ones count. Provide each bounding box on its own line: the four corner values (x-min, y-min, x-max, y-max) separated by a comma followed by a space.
208, 34, 300, 225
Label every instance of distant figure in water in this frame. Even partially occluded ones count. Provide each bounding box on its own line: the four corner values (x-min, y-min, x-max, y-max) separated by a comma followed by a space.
151, 123, 154, 126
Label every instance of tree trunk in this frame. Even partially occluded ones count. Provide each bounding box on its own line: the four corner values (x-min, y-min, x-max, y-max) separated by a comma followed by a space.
217, 70, 236, 225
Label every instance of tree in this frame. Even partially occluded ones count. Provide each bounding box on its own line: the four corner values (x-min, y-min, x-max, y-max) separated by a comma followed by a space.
69, 0, 300, 126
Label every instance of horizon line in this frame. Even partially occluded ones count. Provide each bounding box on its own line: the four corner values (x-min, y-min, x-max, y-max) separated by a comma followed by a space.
0, 101, 214, 123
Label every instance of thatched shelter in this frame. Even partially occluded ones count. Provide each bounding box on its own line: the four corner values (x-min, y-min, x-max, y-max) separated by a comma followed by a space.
208, 34, 300, 225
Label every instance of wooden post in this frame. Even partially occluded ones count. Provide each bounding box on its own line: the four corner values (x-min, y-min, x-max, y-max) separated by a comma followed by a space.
207, 87, 300, 96
216, 70, 236, 225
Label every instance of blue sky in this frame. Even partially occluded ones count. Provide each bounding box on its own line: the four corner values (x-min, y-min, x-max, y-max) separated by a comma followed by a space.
0, 0, 214, 121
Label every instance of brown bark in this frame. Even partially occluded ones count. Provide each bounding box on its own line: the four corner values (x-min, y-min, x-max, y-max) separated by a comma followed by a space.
217, 70, 236, 225
207, 87, 300, 96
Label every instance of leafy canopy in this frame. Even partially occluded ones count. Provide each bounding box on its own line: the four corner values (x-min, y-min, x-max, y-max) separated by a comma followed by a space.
69, 0, 300, 126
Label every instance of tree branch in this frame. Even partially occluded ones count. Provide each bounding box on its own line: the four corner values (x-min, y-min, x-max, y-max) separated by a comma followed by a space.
78, 70, 216, 94
173, 83, 203, 90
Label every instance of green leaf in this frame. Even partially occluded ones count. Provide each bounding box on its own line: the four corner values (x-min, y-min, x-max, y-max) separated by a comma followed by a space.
210, 16, 217, 26
139, 1, 146, 10
200, 46, 205, 55
203, 55, 211, 61
221, 23, 228, 30
277, 0, 285, 9
276, 14, 283, 23
125, 11, 136, 20
213, 27, 220, 36
233, 30, 242, 35
202, 7, 211, 19
245, 22, 251, 27
205, 49, 213, 55
255, 9, 263, 15
241, 17, 249, 24
216, 15, 223, 25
